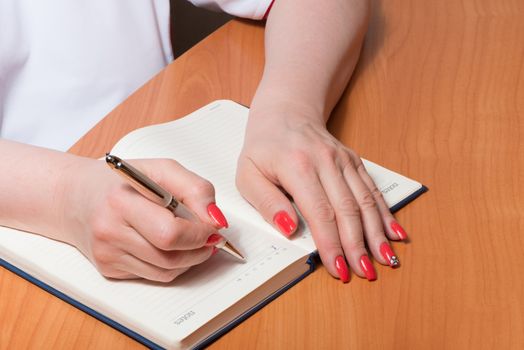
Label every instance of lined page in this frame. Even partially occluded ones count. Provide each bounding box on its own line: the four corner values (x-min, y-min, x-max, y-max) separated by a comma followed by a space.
0, 221, 306, 347
362, 159, 423, 209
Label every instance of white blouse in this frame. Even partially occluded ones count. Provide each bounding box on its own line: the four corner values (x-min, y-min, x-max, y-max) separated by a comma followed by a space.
0, 0, 271, 150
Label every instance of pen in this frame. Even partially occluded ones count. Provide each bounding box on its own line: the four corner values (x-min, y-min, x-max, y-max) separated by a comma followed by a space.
105, 153, 245, 262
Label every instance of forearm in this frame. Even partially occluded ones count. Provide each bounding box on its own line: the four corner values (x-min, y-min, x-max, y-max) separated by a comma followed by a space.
252, 0, 370, 121
0, 139, 81, 242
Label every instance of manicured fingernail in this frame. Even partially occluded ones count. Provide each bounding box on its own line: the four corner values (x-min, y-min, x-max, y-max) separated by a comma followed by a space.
359, 255, 377, 281
273, 211, 297, 237
207, 203, 228, 228
391, 221, 408, 240
379, 242, 400, 267
206, 233, 224, 246
335, 256, 350, 283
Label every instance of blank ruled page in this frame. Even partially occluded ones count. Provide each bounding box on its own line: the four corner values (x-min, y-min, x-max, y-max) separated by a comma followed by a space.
0, 219, 306, 347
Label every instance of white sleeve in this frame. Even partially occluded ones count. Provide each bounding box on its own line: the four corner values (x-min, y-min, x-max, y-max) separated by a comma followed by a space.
187, 0, 274, 20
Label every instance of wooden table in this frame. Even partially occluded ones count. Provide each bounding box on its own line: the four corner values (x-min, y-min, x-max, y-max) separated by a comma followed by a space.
1, 0, 523, 348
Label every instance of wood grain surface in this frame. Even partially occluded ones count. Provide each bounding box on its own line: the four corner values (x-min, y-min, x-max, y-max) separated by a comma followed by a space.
1, 0, 523, 349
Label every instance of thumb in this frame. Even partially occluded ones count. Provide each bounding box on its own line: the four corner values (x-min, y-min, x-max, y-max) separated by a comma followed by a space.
236, 156, 298, 237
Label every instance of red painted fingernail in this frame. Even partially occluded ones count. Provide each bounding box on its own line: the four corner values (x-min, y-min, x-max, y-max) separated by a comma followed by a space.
273, 211, 297, 237
359, 255, 377, 281
335, 256, 350, 283
380, 242, 400, 267
391, 221, 408, 240
207, 203, 228, 228
206, 233, 224, 246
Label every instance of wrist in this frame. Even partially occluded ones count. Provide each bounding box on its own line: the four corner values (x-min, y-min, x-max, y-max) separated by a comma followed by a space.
59, 156, 100, 247
250, 88, 329, 127
0, 142, 89, 246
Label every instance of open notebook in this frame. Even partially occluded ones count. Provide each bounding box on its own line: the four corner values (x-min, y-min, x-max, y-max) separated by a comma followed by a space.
0, 100, 426, 349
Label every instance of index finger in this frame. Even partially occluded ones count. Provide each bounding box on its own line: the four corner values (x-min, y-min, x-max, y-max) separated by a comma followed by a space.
115, 190, 218, 250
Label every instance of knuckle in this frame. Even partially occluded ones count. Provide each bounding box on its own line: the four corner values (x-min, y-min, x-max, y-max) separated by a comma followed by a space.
157, 271, 176, 283
341, 159, 358, 178
337, 152, 353, 168
359, 190, 377, 210
162, 252, 184, 269
155, 220, 180, 250
312, 199, 336, 223
90, 217, 113, 243
155, 269, 182, 283
370, 186, 385, 202
354, 159, 366, 174
91, 247, 114, 268
97, 266, 120, 279
96, 268, 113, 278
347, 148, 361, 161
188, 179, 215, 198
317, 144, 338, 161
336, 197, 361, 218
256, 192, 279, 214
289, 150, 314, 172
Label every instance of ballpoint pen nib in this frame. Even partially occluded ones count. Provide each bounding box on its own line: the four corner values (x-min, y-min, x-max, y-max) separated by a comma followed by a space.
220, 241, 246, 262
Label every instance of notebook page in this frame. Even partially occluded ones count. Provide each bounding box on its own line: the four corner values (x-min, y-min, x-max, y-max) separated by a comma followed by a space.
362, 160, 423, 207
0, 220, 306, 347
111, 100, 423, 253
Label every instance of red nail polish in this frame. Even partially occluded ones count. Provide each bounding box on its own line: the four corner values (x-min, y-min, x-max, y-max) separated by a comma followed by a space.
335, 256, 350, 283
380, 242, 400, 267
391, 221, 408, 240
206, 233, 224, 246
273, 211, 297, 237
359, 255, 377, 281
207, 203, 228, 228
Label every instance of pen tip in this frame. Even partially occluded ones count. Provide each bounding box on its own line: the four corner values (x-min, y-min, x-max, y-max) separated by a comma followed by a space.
223, 241, 246, 262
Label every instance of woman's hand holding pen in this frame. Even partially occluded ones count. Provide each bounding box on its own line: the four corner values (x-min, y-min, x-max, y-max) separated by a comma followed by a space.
236, 101, 408, 283
64, 158, 228, 282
